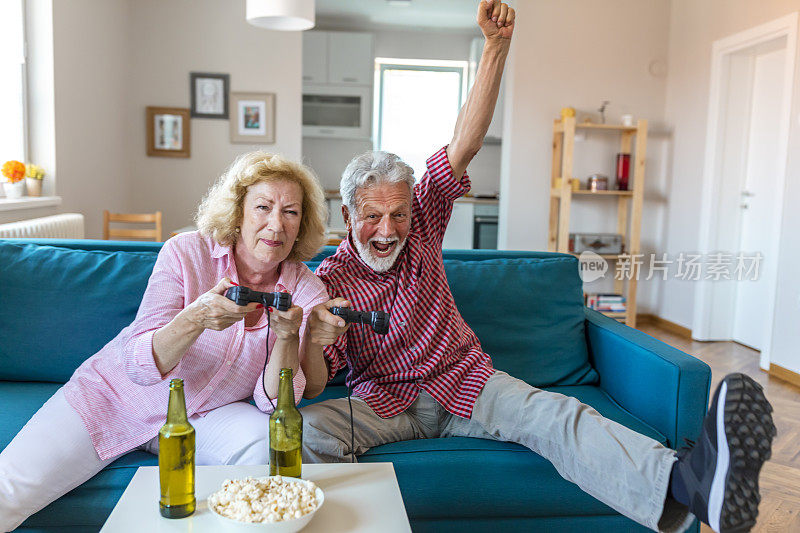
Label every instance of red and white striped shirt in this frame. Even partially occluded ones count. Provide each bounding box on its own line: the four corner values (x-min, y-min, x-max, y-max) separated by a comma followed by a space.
62, 231, 329, 460
316, 147, 494, 420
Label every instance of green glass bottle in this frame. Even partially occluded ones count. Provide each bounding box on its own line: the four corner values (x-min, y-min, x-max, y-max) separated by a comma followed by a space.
269, 368, 303, 478
158, 378, 196, 518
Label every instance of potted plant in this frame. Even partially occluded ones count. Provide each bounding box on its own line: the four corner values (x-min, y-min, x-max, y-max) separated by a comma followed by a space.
1, 160, 26, 199
25, 164, 44, 197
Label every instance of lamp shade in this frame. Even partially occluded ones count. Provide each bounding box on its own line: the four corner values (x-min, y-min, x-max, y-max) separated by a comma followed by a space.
246, 0, 315, 31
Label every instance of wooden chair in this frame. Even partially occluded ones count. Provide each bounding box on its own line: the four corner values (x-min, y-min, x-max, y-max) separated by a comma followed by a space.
103, 210, 163, 242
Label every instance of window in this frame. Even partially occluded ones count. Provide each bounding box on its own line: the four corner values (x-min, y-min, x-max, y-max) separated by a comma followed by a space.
375, 58, 467, 180
0, 0, 27, 163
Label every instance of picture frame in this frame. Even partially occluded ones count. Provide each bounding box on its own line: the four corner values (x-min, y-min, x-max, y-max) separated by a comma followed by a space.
146, 106, 191, 158
190, 72, 230, 119
229, 92, 276, 144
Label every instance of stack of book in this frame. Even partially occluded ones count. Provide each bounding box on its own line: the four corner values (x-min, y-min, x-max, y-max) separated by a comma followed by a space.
585, 293, 626, 313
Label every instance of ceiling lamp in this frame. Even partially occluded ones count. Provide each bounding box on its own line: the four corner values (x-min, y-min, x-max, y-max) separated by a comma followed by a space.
246, 0, 315, 31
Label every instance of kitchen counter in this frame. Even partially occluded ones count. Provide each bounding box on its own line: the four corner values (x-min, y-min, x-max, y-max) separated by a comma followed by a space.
324, 190, 498, 204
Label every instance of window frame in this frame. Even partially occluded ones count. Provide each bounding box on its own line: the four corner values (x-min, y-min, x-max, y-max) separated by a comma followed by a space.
374, 58, 468, 152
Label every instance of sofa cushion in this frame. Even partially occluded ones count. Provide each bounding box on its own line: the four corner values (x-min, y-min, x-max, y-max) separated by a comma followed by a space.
0, 242, 158, 382
443, 257, 597, 387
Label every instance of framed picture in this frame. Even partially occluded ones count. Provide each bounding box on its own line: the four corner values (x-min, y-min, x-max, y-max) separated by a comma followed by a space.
190, 72, 229, 119
230, 92, 276, 144
146, 106, 190, 158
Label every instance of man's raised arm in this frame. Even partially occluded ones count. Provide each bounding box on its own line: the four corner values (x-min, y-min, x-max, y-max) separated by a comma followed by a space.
447, 0, 515, 181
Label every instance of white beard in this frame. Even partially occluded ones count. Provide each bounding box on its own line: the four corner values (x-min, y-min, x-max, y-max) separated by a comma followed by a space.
353, 235, 407, 273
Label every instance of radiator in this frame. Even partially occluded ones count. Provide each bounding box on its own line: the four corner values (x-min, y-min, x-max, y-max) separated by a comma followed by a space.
0, 213, 85, 239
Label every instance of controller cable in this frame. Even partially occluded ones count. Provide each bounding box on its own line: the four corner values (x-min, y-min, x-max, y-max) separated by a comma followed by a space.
345, 348, 355, 463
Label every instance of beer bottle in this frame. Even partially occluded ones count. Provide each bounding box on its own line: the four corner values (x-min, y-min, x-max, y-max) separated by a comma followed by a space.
158, 378, 196, 518
269, 368, 303, 478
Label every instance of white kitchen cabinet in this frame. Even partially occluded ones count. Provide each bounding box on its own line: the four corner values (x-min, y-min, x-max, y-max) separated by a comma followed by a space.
443, 203, 474, 250
328, 32, 373, 85
302, 31, 327, 84
302, 31, 373, 86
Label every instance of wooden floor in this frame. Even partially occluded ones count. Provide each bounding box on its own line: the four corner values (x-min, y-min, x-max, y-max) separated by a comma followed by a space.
638, 323, 800, 532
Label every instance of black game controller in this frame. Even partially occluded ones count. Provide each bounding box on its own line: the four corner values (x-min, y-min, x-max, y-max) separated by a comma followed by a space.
225, 286, 292, 312
330, 307, 390, 335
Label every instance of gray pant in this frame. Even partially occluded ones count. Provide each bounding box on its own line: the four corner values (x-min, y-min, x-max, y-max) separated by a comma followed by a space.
301, 370, 695, 533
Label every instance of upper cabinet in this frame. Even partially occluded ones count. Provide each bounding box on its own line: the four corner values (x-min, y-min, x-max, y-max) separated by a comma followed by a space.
302, 31, 374, 86
302, 32, 328, 84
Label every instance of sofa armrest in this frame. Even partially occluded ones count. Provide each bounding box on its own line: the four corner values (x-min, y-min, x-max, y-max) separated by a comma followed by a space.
584, 309, 711, 449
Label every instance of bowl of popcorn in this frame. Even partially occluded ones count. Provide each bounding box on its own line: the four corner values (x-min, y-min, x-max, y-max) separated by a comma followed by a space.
208, 475, 324, 532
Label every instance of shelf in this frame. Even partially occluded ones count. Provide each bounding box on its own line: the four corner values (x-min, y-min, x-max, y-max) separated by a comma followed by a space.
570, 252, 625, 260
576, 123, 638, 132
551, 188, 633, 198
553, 120, 638, 133
573, 189, 633, 196
599, 311, 627, 318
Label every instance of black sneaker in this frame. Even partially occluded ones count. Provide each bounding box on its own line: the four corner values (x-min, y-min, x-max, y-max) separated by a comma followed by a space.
672, 373, 776, 533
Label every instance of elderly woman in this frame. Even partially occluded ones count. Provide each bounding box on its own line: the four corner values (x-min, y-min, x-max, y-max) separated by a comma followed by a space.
0, 152, 336, 531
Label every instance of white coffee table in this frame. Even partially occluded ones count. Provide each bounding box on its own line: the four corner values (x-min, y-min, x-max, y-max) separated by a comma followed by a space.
101, 463, 411, 532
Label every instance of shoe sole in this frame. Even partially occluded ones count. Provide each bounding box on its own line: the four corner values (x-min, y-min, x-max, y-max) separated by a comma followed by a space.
711, 373, 776, 533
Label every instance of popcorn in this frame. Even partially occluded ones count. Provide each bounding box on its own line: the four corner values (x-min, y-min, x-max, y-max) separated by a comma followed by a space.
209, 476, 319, 523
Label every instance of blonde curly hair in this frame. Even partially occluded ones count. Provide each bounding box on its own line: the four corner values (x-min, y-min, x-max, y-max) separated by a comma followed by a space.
195, 151, 327, 262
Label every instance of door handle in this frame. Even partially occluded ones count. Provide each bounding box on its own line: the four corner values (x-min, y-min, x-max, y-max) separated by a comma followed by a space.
741, 190, 755, 197
740, 203, 749, 209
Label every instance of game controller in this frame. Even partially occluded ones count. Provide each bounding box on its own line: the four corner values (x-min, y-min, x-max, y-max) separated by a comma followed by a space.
224, 286, 292, 312
330, 307, 390, 335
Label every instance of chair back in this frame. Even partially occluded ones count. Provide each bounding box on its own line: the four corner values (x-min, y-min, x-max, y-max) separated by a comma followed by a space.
103, 210, 163, 242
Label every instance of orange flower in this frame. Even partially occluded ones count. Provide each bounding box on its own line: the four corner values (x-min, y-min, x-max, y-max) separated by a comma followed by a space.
2, 160, 25, 183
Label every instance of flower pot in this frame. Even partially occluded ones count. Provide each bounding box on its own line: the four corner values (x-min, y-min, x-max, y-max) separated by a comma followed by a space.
25, 178, 42, 197
3, 181, 25, 199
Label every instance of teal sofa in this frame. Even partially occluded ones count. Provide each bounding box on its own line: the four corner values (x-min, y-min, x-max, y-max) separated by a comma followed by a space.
0, 239, 710, 532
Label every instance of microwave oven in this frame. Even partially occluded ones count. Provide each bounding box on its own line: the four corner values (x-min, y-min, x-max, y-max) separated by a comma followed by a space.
302, 84, 372, 140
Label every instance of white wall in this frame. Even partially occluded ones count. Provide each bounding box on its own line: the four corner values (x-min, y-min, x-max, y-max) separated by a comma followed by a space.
127, 0, 303, 236
9, 0, 302, 237
660, 0, 800, 373
499, 0, 672, 311
302, 28, 503, 195
51, 0, 132, 238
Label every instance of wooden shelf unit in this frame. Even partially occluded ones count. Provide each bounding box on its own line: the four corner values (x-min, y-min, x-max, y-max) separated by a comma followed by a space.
548, 117, 648, 327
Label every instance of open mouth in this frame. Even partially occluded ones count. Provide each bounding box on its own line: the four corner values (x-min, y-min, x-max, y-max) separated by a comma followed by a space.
370, 240, 397, 257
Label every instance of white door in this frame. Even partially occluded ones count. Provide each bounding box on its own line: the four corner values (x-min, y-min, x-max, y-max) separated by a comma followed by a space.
302, 31, 328, 84
327, 32, 373, 85
732, 47, 786, 350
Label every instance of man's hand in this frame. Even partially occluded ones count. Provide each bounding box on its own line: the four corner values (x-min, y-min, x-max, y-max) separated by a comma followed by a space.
477, 0, 515, 42
307, 298, 351, 346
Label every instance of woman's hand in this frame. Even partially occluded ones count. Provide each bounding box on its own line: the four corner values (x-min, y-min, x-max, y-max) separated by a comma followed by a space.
267, 304, 304, 340
185, 278, 259, 331
307, 298, 351, 346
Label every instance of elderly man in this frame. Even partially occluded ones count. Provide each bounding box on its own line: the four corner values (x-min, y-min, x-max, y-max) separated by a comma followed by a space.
301, 2, 776, 532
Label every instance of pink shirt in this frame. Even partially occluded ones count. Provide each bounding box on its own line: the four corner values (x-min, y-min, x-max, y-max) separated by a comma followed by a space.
316, 147, 494, 420
62, 231, 329, 460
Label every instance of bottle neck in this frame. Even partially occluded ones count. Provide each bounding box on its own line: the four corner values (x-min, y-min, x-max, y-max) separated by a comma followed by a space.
276, 368, 295, 409
166, 384, 189, 424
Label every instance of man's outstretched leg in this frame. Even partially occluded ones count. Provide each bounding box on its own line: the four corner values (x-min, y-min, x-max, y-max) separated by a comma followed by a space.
441, 370, 775, 533
669, 373, 776, 533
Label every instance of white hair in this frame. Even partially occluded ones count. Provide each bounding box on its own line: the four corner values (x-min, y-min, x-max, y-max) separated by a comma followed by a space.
340, 151, 415, 211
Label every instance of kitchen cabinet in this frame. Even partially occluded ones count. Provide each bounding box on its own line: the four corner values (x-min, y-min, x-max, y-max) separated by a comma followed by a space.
302, 31, 373, 86
328, 33, 373, 85
301, 31, 327, 84
443, 203, 474, 250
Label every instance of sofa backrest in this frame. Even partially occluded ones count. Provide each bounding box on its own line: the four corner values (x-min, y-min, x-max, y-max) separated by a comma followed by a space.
0, 240, 596, 387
